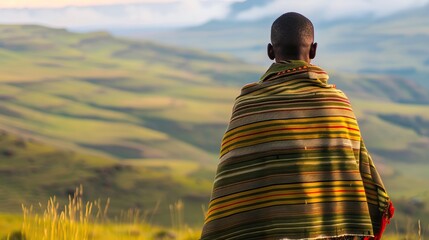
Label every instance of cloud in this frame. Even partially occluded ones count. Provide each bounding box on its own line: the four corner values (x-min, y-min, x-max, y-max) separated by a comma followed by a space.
0, 0, 177, 8
0, 0, 237, 29
0, 0, 427, 30
236, 0, 429, 21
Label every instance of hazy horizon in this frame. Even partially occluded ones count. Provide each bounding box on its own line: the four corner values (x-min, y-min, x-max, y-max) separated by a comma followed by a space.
0, 0, 428, 30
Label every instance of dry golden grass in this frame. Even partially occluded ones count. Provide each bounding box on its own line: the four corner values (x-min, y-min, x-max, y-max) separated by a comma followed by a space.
16, 186, 200, 240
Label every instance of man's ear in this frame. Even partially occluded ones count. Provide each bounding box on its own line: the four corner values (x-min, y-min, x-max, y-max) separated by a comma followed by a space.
267, 43, 275, 60
309, 42, 317, 60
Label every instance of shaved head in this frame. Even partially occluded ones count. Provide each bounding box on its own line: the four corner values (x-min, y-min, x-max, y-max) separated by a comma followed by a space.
267, 12, 317, 63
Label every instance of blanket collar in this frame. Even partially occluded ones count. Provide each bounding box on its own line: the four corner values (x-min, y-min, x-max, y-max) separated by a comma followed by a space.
260, 60, 330, 84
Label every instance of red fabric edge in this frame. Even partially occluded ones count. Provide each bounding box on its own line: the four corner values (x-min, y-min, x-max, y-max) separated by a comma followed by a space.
364, 201, 394, 240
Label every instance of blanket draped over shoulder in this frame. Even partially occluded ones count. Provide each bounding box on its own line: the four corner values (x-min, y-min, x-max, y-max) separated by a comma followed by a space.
201, 60, 392, 240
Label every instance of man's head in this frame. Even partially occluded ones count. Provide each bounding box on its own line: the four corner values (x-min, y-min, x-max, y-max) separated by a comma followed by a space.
268, 12, 317, 63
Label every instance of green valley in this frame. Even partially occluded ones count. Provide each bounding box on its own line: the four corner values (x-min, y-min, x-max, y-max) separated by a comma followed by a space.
0, 24, 428, 234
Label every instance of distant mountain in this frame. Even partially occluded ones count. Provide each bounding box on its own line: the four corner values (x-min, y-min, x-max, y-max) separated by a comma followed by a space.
131, 3, 429, 88
0, 25, 428, 227
227, 0, 275, 17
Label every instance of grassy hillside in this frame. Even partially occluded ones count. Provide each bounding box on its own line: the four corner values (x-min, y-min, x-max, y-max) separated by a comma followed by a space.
0, 25, 428, 232
0, 24, 262, 227
0, 130, 214, 226
0, 25, 262, 162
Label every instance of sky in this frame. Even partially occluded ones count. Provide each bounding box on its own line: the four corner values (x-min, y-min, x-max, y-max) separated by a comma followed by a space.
0, 0, 183, 8
0, 0, 428, 29
236, 0, 429, 21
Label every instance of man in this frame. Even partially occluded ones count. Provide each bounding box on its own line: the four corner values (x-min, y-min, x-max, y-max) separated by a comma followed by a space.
201, 12, 393, 240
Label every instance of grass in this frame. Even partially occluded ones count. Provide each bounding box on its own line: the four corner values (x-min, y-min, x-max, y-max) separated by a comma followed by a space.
0, 214, 22, 238
0, 131, 211, 226
122, 159, 215, 191
0, 186, 200, 240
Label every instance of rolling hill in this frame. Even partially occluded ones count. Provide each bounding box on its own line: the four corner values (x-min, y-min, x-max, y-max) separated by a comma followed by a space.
0, 25, 428, 230
0, 24, 263, 162
0, 128, 215, 226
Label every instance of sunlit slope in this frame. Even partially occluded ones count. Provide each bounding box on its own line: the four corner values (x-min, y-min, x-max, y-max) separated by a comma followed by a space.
0, 130, 214, 225
0, 25, 262, 162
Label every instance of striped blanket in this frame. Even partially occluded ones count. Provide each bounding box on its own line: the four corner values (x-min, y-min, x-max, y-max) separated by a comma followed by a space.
201, 60, 392, 240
